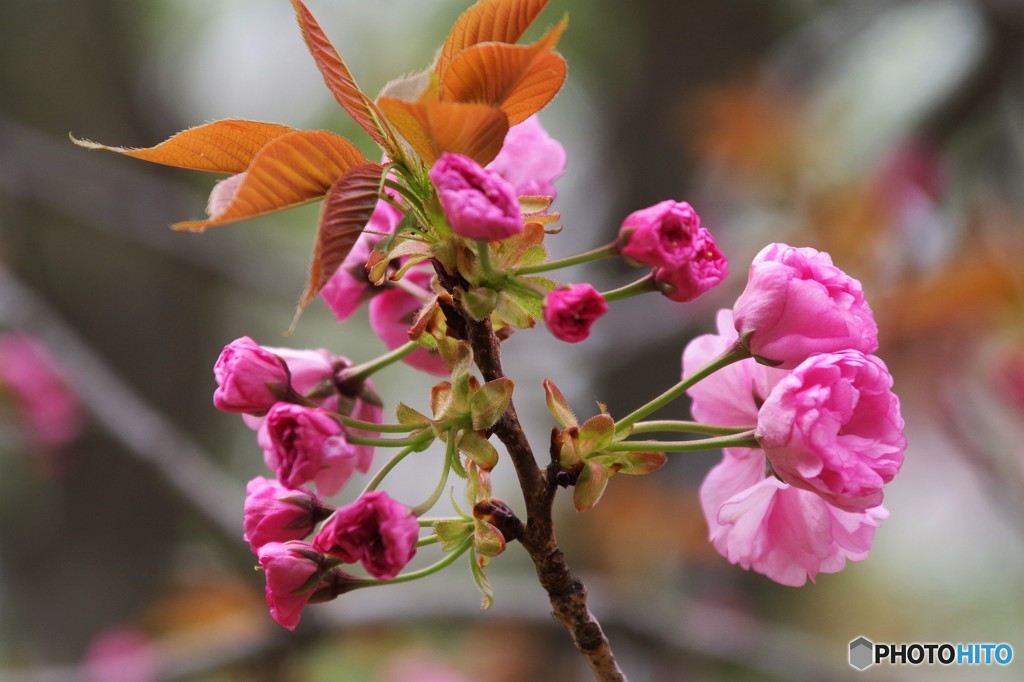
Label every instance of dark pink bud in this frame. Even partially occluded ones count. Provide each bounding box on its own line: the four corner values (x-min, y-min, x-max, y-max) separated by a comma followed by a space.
313, 490, 418, 580
257, 541, 324, 630
212, 337, 290, 414
259, 403, 358, 496
543, 284, 608, 343
653, 227, 728, 302
243, 476, 332, 554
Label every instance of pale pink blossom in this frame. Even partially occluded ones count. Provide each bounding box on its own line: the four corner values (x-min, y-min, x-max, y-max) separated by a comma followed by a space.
212, 337, 290, 414
260, 346, 337, 404
700, 448, 888, 586
82, 627, 158, 682
243, 476, 332, 553
257, 541, 324, 630
757, 350, 906, 512
368, 269, 447, 376
0, 332, 82, 446
259, 403, 359, 495
732, 244, 878, 368
486, 115, 567, 199
682, 309, 787, 427
313, 490, 418, 580
430, 152, 522, 240
320, 198, 403, 321
543, 283, 608, 343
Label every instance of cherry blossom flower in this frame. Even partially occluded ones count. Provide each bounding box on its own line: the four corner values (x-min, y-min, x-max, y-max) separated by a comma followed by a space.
313, 490, 419, 580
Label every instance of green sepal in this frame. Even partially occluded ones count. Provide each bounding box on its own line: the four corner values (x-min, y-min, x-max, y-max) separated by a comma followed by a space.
494, 289, 536, 328
433, 519, 474, 552
577, 414, 615, 457
474, 521, 506, 558
458, 430, 499, 471
469, 378, 514, 430
589, 450, 667, 475
463, 286, 499, 321
543, 378, 578, 428
396, 402, 431, 426
573, 460, 609, 512
469, 548, 495, 609
439, 339, 474, 380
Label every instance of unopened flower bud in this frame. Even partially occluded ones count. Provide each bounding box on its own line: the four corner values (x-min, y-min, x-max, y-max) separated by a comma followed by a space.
313, 490, 418, 580
543, 284, 608, 343
213, 337, 290, 414
243, 476, 333, 554
430, 152, 522, 240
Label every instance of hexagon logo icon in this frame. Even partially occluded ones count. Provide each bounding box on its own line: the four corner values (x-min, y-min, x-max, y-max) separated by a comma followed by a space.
849, 636, 874, 670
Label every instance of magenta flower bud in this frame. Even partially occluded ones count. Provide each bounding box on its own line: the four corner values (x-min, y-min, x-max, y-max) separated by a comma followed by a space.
619, 200, 702, 270
430, 152, 522, 240
700, 448, 888, 586
653, 227, 728, 302
757, 350, 906, 512
243, 476, 332, 554
732, 243, 878, 368
543, 283, 608, 343
212, 337, 290, 414
257, 541, 325, 630
313, 490, 418, 580
259, 403, 358, 496
486, 115, 567, 199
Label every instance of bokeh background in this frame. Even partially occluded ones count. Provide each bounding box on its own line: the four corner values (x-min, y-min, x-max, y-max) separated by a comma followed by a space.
2, 0, 1023, 680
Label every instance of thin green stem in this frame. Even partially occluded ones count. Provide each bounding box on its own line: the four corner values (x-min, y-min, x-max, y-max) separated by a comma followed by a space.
337, 414, 420, 434
417, 516, 462, 527
410, 429, 455, 516
361, 433, 434, 495
476, 240, 498, 281
337, 340, 420, 384
614, 341, 750, 435
360, 535, 473, 587
601, 274, 656, 303
628, 420, 756, 437
515, 243, 618, 275
416, 535, 441, 548
345, 430, 432, 448
607, 430, 759, 453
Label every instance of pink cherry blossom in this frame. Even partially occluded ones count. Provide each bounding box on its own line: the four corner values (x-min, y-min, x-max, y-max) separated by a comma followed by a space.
682, 309, 788, 427
212, 337, 290, 414
619, 200, 702, 270
757, 350, 906, 512
486, 115, 567, 199
653, 226, 728, 302
0, 332, 82, 446
259, 403, 359, 496
243, 476, 331, 553
368, 269, 448, 376
257, 541, 324, 630
313, 490, 419, 580
732, 243, 878, 368
430, 152, 522, 240
260, 346, 337, 404
700, 448, 887, 586
543, 283, 608, 343
320, 198, 403, 321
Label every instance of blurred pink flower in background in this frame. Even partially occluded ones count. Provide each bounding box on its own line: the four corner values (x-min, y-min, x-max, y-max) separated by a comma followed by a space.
81, 627, 158, 682
0, 332, 82, 447
369, 269, 448, 376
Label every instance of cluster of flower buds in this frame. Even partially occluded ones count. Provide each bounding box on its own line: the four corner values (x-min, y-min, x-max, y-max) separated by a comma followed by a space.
80, 0, 907, 632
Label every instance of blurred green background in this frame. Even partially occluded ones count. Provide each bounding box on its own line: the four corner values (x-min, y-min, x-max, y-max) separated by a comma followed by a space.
2, 0, 1023, 680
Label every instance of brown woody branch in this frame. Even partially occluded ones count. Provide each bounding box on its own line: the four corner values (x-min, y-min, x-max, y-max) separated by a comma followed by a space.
435, 265, 626, 682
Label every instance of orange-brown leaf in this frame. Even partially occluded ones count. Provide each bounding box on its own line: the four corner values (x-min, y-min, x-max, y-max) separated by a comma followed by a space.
436, 0, 550, 80
173, 130, 367, 231
441, 18, 567, 126
72, 120, 295, 173
378, 97, 509, 166
295, 162, 384, 317
290, 0, 395, 153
